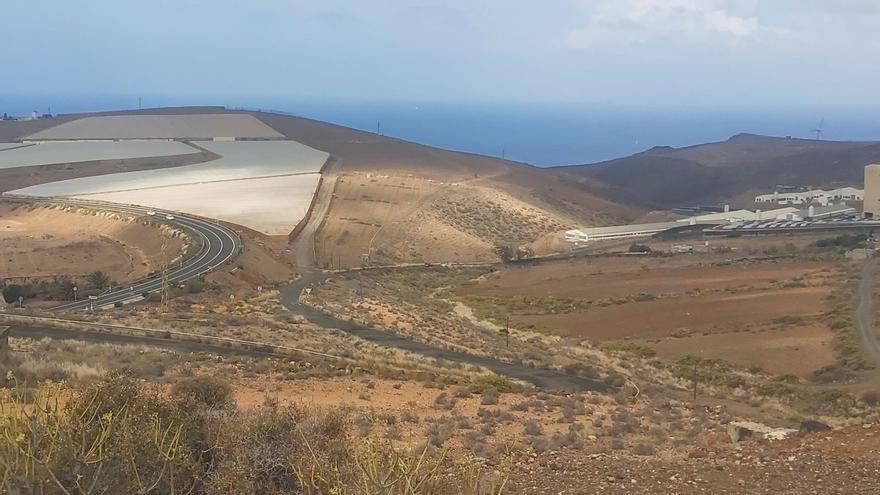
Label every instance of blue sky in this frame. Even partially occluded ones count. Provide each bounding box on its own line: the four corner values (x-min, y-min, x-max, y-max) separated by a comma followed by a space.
3, 1, 879, 108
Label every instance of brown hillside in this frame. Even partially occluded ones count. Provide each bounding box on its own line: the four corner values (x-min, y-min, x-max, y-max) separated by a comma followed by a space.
250, 111, 640, 266
0, 107, 638, 266
556, 133, 880, 208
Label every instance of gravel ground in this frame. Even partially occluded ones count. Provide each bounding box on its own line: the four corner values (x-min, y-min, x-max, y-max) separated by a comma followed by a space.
506, 424, 880, 494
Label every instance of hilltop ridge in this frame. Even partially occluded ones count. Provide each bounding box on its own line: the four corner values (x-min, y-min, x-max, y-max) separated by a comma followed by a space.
554, 133, 880, 207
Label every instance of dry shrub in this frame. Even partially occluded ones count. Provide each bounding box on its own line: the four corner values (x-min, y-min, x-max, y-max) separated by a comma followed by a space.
480, 387, 500, 405
171, 375, 234, 409
0, 373, 508, 494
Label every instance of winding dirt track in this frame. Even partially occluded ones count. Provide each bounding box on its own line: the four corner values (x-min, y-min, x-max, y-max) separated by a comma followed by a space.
855, 258, 880, 366
281, 156, 609, 392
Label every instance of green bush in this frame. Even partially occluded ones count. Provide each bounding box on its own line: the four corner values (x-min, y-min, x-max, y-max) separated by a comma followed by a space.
87, 271, 111, 290
47, 277, 76, 300
185, 278, 206, 294
628, 244, 651, 253
2, 284, 31, 304
469, 374, 518, 393
813, 234, 866, 250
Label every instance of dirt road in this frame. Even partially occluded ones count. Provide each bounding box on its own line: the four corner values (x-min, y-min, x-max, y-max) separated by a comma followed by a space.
855, 258, 880, 366
277, 272, 609, 391
281, 156, 611, 391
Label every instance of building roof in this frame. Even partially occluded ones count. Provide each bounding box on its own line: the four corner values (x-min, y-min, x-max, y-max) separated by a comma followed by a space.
797, 204, 855, 217
568, 221, 684, 237
676, 207, 798, 223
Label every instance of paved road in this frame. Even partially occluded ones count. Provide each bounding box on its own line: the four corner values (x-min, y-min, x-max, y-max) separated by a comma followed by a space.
278, 272, 610, 392
3, 197, 241, 312
856, 258, 880, 366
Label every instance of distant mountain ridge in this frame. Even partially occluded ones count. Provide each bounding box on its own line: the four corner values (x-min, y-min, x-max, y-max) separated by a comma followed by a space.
553, 134, 880, 208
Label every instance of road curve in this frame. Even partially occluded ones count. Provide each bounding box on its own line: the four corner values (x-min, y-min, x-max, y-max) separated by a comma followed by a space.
278, 272, 610, 392
3, 196, 242, 312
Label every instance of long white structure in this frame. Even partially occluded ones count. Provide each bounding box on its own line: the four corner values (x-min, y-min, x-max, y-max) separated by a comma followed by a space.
7, 140, 329, 236
25, 114, 284, 140
10, 141, 327, 197
565, 205, 853, 243
0, 141, 200, 169
755, 187, 863, 205
565, 222, 685, 242
676, 207, 799, 223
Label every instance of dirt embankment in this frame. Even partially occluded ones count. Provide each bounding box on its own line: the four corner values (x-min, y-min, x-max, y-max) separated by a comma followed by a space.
0, 202, 185, 282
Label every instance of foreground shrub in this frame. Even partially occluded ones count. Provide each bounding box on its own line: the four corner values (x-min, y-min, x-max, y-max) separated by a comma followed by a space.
0, 373, 507, 494
171, 375, 235, 409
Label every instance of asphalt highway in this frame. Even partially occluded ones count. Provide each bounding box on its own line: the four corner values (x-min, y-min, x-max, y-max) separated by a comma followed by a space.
4, 197, 241, 312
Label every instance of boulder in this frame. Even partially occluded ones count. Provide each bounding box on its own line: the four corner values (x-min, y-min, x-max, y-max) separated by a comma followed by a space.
728, 421, 797, 442
728, 424, 754, 443
799, 420, 831, 436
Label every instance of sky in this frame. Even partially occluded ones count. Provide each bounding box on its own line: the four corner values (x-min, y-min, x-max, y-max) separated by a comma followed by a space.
2, 1, 880, 110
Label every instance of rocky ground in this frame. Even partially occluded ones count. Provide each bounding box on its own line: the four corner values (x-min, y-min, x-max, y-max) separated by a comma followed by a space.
506, 424, 880, 494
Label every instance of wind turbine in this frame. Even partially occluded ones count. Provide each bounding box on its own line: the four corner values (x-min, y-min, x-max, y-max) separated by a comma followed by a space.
811, 118, 825, 140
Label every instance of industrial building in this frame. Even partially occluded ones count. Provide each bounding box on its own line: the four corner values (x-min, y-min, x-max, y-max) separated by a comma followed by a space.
754, 187, 863, 205
564, 222, 686, 242
676, 207, 799, 223
791, 204, 855, 220
865, 164, 880, 218
565, 205, 854, 243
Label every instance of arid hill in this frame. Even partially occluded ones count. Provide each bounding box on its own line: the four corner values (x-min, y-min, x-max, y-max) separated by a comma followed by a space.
252, 110, 640, 266
0, 107, 639, 267
554, 133, 880, 208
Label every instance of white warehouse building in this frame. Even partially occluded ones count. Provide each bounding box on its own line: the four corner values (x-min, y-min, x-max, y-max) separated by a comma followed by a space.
564, 205, 853, 243
754, 187, 863, 205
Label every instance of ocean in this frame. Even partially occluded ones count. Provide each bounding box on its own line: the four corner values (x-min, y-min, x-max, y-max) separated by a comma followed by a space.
4, 97, 880, 166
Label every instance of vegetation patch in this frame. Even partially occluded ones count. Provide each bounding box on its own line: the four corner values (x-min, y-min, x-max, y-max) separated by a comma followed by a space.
601, 341, 657, 358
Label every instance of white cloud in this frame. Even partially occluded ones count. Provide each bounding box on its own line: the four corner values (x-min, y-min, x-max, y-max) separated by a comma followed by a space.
702, 8, 759, 37
563, 0, 764, 50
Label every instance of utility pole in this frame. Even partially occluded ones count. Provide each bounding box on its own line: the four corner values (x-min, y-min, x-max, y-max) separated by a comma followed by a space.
160, 240, 168, 313
692, 360, 698, 402
500, 315, 510, 349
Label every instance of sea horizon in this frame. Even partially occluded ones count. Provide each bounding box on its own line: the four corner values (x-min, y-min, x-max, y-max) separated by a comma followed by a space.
3, 97, 880, 166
